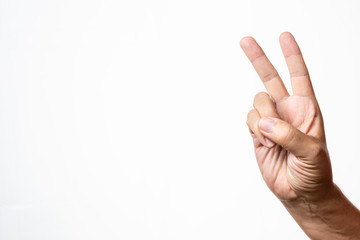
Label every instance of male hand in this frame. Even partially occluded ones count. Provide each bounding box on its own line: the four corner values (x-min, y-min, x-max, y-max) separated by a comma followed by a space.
241, 32, 333, 202
241, 32, 360, 240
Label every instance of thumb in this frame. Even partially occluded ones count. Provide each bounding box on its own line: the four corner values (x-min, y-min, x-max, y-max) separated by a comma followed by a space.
258, 117, 316, 158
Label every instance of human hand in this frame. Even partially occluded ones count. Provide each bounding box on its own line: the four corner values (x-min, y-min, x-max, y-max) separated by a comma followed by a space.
241, 32, 360, 240
241, 32, 333, 202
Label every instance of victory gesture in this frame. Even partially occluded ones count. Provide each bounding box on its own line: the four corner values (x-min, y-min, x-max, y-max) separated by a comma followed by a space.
241, 32, 360, 239
241, 32, 332, 202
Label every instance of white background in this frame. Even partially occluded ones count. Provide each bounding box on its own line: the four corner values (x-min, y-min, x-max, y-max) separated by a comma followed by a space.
1, 0, 360, 239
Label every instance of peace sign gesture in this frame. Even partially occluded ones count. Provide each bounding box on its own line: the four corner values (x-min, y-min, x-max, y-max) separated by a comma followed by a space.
241, 32, 332, 202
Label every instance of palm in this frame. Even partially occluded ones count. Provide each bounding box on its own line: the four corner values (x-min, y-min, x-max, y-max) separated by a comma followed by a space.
254, 96, 320, 200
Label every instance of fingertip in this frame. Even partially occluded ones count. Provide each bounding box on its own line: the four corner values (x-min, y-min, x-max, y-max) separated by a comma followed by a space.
279, 31, 294, 40
279, 32, 295, 46
279, 31, 301, 56
240, 36, 255, 50
259, 117, 276, 134
264, 137, 275, 148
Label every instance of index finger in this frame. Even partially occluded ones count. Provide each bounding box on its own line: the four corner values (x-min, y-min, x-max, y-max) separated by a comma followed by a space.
240, 36, 289, 102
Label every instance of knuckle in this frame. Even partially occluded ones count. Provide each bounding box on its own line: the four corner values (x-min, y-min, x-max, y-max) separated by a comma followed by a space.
255, 91, 269, 99
262, 72, 279, 82
309, 140, 326, 159
290, 70, 310, 78
253, 91, 269, 107
279, 125, 296, 145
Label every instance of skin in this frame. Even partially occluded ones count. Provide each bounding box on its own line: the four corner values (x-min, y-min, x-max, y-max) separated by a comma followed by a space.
241, 32, 360, 239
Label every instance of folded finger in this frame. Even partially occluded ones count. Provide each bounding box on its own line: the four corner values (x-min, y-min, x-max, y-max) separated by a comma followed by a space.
253, 92, 280, 118
247, 109, 275, 148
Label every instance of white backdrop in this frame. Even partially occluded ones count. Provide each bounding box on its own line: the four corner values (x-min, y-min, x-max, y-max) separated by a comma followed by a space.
1, 0, 360, 239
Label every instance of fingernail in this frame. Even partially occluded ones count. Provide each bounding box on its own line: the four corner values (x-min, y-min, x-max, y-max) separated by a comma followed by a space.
259, 117, 276, 133
264, 137, 275, 147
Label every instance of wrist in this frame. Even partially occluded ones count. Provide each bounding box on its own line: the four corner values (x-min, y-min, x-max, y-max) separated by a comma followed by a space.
282, 183, 360, 240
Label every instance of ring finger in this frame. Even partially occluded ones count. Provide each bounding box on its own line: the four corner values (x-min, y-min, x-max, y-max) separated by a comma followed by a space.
247, 109, 275, 148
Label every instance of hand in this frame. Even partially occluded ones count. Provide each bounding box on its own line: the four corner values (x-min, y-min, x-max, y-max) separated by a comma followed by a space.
241, 32, 360, 240
241, 32, 333, 202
